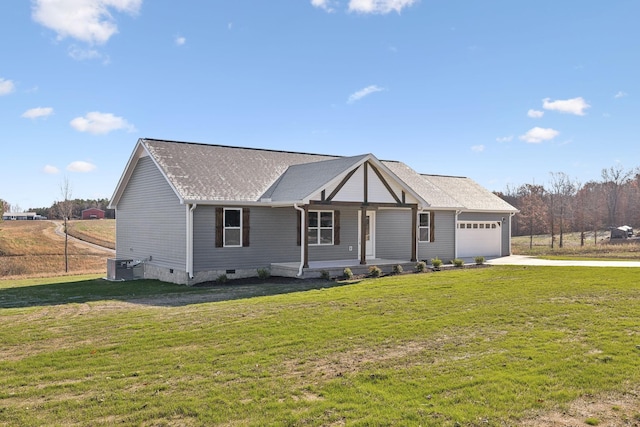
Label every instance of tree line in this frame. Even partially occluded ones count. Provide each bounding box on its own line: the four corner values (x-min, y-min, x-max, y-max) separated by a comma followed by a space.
0, 198, 115, 220
496, 164, 639, 248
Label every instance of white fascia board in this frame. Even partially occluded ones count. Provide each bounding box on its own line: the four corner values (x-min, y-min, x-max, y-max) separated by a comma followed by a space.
182, 199, 300, 207
458, 208, 520, 214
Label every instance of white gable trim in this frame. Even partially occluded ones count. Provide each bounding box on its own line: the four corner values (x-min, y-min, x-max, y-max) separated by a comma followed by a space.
305, 155, 426, 206
108, 138, 186, 208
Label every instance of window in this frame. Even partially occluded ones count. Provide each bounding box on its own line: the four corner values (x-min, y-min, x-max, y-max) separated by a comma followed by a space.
215, 207, 250, 248
419, 212, 430, 242
308, 211, 333, 245
224, 208, 242, 247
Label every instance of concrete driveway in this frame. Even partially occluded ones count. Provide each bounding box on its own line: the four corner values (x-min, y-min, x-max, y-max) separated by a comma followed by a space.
487, 255, 640, 267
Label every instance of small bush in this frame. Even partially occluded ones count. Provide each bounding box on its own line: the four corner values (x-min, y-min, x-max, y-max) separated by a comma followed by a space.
368, 265, 382, 278
453, 258, 464, 267
343, 267, 354, 279
320, 270, 331, 280
257, 268, 270, 280
392, 264, 404, 275
415, 261, 427, 272
475, 256, 485, 265
216, 274, 228, 284
431, 257, 442, 270
585, 417, 600, 426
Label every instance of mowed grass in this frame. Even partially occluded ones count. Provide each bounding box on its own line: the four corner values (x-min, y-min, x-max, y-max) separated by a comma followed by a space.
1, 267, 639, 426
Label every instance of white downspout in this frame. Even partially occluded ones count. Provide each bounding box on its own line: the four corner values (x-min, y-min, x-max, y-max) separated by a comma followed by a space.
454, 210, 462, 259
509, 212, 515, 255
293, 203, 305, 277
186, 203, 197, 280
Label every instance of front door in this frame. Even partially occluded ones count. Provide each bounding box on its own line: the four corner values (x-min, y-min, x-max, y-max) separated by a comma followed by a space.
358, 210, 376, 259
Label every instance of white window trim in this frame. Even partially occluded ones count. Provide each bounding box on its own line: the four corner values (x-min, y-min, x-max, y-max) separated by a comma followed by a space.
418, 212, 430, 243
309, 210, 334, 246
223, 207, 242, 247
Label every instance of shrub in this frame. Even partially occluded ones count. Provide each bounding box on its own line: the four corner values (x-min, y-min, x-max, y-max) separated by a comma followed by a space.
368, 265, 382, 278
415, 261, 427, 272
257, 268, 271, 280
320, 270, 331, 280
392, 264, 404, 275
585, 418, 600, 426
431, 257, 442, 270
453, 258, 464, 267
475, 256, 485, 265
343, 267, 354, 279
216, 274, 228, 284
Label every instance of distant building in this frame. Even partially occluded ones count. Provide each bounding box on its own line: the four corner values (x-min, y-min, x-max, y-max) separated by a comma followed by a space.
3, 212, 38, 220
81, 208, 105, 220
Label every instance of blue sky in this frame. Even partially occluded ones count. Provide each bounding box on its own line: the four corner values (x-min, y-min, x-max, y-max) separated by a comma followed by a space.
2, 0, 639, 210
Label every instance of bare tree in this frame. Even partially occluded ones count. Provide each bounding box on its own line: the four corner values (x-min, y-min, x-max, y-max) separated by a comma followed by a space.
0, 199, 8, 219
601, 164, 633, 227
516, 184, 548, 249
57, 177, 74, 273
548, 172, 577, 248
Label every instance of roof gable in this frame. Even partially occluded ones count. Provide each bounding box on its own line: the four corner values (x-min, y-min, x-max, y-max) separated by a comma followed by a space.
262, 155, 368, 202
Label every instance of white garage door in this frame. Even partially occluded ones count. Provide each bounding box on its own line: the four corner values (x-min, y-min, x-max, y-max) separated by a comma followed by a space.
457, 221, 501, 258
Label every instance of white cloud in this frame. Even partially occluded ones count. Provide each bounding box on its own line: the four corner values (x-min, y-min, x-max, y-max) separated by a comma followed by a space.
0, 78, 15, 95
527, 109, 544, 118
311, 0, 336, 12
542, 97, 590, 116
70, 111, 136, 134
614, 91, 628, 99
175, 36, 186, 46
31, 0, 142, 45
22, 107, 54, 119
348, 0, 417, 14
43, 165, 60, 174
68, 45, 108, 62
519, 127, 559, 143
67, 161, 97, 172
496, 135, 513, 143
471, 145, 485, 153
347, 85, 384, 103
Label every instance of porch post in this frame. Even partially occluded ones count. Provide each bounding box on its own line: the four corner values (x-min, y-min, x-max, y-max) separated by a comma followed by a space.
360, 206, 367, 265
303, 205, 309, 268
411, 205, 418, 262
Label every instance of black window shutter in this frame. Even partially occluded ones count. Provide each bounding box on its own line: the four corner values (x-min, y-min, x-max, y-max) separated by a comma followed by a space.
242, 208, 250, 247
215, 207, 223, 248
430, 210, 435, 242
334, 210, 340, 245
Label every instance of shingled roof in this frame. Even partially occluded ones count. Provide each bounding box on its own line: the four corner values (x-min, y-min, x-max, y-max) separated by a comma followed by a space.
422, 174, 517, 212
110, 138, 517, 213
142, 138, 338, 203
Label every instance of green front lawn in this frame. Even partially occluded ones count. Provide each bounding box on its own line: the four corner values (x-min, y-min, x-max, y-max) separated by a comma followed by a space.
1, 267, 638, 426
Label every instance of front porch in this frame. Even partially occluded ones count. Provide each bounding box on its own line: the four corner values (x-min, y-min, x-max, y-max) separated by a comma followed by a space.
271, 258, 418, 279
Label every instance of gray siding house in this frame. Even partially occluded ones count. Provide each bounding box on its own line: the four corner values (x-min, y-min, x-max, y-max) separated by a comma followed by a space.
108, 138, 517, 285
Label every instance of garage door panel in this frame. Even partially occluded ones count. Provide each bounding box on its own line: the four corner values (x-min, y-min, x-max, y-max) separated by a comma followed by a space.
458, 222, 501, 258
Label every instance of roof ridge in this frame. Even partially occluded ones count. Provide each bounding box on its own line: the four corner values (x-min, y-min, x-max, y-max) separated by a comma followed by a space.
142, 137, 344, 159
421, 173, 468, 179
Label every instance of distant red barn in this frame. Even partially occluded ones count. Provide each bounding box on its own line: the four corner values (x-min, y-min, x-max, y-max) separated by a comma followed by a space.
82, 208, 105, 220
